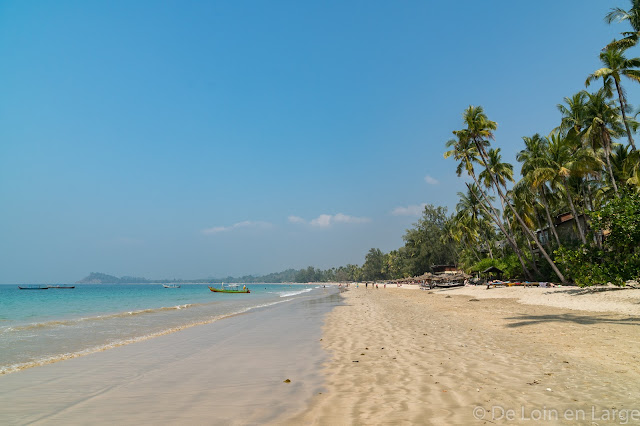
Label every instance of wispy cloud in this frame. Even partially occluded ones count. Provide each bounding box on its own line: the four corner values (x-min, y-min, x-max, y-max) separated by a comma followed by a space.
424, 175, 439, 185
287, 215, 306, 224
391, 204, 426, 216
202, 221, 273, 235
289, 213, 371, 228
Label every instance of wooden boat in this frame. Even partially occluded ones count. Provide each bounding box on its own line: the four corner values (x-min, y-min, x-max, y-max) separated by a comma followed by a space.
208, 284, 250, 294
162, 284, 181, 288
434, 281, 465, 288
47, 285, 75, 289
18, 285, 49, 290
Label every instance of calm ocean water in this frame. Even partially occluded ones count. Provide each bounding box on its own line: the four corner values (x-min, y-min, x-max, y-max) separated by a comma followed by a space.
0, 283, 331, 374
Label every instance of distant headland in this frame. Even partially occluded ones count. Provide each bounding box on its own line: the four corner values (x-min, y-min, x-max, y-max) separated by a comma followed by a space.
76, 270, 303, 284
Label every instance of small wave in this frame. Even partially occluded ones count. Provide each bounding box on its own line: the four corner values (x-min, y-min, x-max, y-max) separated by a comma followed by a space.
0, 304, 199, 334
0, 299, 290, 375
279, 288, 313, 298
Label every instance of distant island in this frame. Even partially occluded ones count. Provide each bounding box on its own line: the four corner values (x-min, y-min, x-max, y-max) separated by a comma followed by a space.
76, 269, 303, 284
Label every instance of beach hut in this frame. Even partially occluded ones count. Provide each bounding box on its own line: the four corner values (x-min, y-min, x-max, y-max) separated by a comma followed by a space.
482, 266, 504, 280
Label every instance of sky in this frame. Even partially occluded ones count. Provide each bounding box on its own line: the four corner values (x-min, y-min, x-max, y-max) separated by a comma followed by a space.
0, 0, 636, 283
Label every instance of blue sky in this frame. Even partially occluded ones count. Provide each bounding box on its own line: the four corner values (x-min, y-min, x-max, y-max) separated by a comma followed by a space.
0, 0, 635, 283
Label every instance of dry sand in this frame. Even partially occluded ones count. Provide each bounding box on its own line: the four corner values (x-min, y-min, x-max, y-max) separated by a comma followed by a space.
288, 285, 640, 425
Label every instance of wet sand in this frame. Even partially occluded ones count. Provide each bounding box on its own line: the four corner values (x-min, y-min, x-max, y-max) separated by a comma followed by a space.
0, 290, 341, 425
289, 286, 640, 425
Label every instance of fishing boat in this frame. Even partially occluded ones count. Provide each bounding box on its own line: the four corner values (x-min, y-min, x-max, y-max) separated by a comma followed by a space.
18, 285, 49, 290
47, 284, 75, 289
162, 284, 181, 288
208, 283, 250, 293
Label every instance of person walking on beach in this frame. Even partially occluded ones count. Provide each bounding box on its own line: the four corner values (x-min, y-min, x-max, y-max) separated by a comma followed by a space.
365, 283, 368, 288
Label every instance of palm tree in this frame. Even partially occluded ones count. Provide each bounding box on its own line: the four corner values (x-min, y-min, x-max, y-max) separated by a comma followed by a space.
444, 133, 533, 279
611, 144, 640, 192
455, 184, 495, 259
479, 148, 514, 191
583, 89, 626, 197
455, 106, 566, 283
517, 134, 561, 246
605, 0, 640, 50
585, 46, 640, 151
557, 91, 589, 137
534, 132, 600, 245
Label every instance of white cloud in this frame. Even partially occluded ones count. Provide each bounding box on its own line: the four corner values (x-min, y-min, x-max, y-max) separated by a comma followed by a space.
202, 221, 273, 235
391, 204, 427, 216
288, 215, 306, 224
333, 213, 370, 224
309, 213, 371, 228
310, 214, 333, 227
424, 175, 439, 185
290, 213, 371, 228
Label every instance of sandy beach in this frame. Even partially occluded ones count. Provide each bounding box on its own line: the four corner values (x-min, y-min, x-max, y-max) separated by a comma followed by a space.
289, 285, 640, 425
2, 284, 640, 425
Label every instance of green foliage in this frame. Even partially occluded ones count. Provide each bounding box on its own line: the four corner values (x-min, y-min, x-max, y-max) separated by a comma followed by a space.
362, 248, 385, 281
468, 255, 523, 280
402, 205, 457, 276
556, 192, 640, 286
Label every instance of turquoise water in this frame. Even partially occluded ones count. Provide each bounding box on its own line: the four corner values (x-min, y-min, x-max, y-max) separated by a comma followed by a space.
0, 283, 331, 374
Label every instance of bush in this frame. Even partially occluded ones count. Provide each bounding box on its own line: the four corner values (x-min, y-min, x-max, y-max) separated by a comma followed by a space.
555, 192, 640, 286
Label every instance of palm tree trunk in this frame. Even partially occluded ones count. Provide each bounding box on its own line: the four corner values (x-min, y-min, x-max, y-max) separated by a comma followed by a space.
539, 185, 561, 247
501, 196, 540, 276
614, 78, 637, 151
474, 141, 567, 283
602, 132, 620, 197
562, 178, 587, 244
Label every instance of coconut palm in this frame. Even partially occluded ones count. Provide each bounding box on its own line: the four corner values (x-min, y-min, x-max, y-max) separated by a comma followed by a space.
557, 91, 589, 137
445, 132, 533, 279
479, 148, 514, 191
610, 144, 640, 192
517, 134, 562, 246
585, 46, 640, 151
455, 106, 566, 283
605, 0, 640, 49
583, 89, 626, 196
533, 132, 602, 245
455, 184, 496, 259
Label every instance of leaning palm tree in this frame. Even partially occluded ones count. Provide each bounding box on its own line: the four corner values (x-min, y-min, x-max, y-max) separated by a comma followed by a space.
444, 133, 533, 279
479, 148, 514, 191
585, 46, 640, 151
455, 184, 496, 259
478, 148, 533, 265
517, 134, 561, 247
605, 0, 640, 49
455, 106, 566, 283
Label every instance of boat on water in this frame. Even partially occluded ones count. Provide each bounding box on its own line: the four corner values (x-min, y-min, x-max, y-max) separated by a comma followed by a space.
47, 285, 75, 289
162, 284, 181, 288
18, 285, 49, 290
208, 283, 250, 294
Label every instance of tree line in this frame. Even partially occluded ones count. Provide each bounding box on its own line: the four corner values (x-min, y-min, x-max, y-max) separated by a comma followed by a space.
296, 2, 640, 287
443, 1, 640, 286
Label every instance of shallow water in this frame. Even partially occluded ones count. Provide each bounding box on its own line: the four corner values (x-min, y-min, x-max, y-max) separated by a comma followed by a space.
0, 283, 326, 374
0, 288, 344, 425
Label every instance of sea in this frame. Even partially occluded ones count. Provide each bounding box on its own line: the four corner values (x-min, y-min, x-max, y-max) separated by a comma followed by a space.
0, 283, 333, 375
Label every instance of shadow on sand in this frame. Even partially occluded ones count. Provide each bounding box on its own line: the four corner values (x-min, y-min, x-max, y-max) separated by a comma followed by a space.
504, 313, 640, 328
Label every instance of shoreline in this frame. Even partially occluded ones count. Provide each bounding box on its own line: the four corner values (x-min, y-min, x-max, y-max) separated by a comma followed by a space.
288, 285, 640, 424
0, 288, 341, 425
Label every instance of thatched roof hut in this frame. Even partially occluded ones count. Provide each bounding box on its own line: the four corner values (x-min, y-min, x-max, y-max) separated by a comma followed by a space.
482, 266, 504, 279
